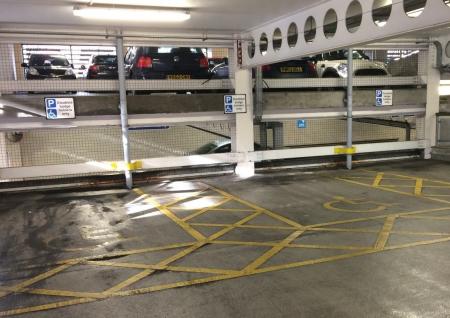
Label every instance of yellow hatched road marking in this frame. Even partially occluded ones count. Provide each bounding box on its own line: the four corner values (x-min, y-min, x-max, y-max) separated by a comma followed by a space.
0, 298, 96, 317
102, 242, 205, 295
372, 173, 384, 187
3, 180, 450, 316
0, 262, 77, 299
374, 216, 396, 250
400, 215, 450, 221
85, 261, 239, 276
242, 230, 305, 273
182, 197, 231, 221
134, 188, 205, 241
189, 222, 296, 231
414, 178, 424, 196
207, 184, 304, 229
336, 177, 450, 204
210, 240, 371, 251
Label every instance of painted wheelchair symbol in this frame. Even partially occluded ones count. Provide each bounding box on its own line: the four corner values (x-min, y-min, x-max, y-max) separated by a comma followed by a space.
324, 196, 391, 213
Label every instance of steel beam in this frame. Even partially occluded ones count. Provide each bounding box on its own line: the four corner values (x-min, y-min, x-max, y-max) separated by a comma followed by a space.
242, 0, 450, 67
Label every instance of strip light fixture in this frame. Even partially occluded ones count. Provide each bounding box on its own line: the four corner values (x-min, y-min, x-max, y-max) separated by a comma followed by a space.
73, 5, 191, 22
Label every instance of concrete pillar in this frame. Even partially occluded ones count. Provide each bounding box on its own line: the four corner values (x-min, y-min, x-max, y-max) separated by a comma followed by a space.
424, 44, 441, 159
0, 133, 22, 169
232, 58, 255, 178
272, 122, 284, 150
0, 44, 17, 82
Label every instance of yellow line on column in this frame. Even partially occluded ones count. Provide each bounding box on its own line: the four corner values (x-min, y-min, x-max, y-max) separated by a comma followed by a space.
374, 216, 396, 250
372, 173, 384, 187
241, 230, 305, 273
414, 178, 424, 196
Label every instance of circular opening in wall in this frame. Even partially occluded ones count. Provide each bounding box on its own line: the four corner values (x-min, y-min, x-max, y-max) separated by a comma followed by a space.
372, 0, 392, 27
304, 16, 317, 43
404, 0, 427, 18
248, 38, 255, 58
260, 33, 268, 56
324, 9, 338, 38
445, 0, 450, 7
446, 41, 450, 58
346, 0, 363, 33
273, 28, 282, 51
287, 23, 298, 48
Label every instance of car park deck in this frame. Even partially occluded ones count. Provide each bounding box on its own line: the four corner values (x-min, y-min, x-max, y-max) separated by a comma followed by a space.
1, 159, 449, 317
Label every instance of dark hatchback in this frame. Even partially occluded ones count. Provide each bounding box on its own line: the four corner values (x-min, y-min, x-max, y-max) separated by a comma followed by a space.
124, 47, 210, 80
22, 54, 76, 80
261, 59, 318, 78
210, 59, 318, 79
86, 55, 118, 79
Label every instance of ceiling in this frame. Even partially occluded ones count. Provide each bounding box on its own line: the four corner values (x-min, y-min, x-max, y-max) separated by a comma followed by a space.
0, 0, 328, 34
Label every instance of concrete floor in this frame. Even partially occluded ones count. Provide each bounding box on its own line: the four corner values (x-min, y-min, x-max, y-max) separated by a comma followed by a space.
0, 159, 450, 317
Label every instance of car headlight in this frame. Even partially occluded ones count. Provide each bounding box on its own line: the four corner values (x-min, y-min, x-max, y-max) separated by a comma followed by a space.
337, 63, 348, 78
65, 69, 75, 76
28, 67, 39, 76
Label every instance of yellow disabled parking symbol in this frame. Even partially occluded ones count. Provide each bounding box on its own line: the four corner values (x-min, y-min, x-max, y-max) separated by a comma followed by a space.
324, 196, 389, 213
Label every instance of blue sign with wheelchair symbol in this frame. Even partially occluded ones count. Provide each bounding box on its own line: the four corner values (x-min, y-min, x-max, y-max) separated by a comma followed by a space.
297, 119, 307, 128
47, 108, 58, 119
376, 90, 382, 98
225, 104, 234, 113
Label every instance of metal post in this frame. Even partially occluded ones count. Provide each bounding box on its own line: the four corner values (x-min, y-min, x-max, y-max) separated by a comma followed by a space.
116, 35, 133, 189
346, 48, 353, 170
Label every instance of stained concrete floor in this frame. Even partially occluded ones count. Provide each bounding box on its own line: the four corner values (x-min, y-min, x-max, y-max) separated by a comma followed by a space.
0, 159, 450, 317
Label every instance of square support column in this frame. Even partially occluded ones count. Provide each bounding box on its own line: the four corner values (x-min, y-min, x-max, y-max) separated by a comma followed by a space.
231, 67, 255, 178
424, 44, 441, 159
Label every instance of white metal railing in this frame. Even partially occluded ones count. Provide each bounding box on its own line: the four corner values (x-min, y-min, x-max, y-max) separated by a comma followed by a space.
0, 76, 425, 93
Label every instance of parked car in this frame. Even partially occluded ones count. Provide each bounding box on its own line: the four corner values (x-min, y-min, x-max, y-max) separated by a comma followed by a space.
195, 140, 264, 154
210, 59, 318, 79
314, 50, 389, 78
86, 55, 118, 79
124, 47, 210, 80
260, 59, 318, 79
208, 57, 227, 70
21, 54, 76, 80
209, 58, 229, 79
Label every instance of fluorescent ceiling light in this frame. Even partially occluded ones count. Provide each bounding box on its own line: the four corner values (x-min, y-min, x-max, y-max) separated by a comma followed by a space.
73, 5, 191, 22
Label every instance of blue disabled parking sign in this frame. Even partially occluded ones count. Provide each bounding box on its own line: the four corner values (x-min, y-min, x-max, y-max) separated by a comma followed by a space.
297, 119, 307, 128
45, 98, 75, 120
375, 89, 393, 107
224, 95, 247, 114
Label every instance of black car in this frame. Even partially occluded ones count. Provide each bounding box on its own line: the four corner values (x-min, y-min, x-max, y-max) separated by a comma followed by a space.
261, 59, 318, 78
124, 47, 210, 80
210, 59, 318, 79
21, 54, 76, 80
86, 55, 118, 79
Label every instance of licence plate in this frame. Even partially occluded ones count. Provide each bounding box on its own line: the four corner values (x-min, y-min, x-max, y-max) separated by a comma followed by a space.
167, 74, 191, 80
280, 67, 303, 73
45, 77, 62, 80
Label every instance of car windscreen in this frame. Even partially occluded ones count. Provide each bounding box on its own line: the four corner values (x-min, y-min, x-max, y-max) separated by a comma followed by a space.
195, 142, 221, 154
93, 56, 117, 65
320, 50, 369, 61
29, 55, 70, 67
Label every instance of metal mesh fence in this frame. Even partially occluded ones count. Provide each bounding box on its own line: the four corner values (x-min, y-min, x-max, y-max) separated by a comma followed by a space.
0, 124, 233, 169
0, 38, 430, 183
255, 116, 425, 150
0, 42, 427, 94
